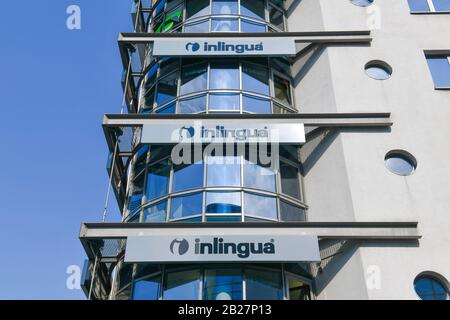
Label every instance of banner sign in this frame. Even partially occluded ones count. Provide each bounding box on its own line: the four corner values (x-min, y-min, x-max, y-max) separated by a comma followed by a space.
125, 235, 320, 263
140, 120, 305, 145
152, 37, 296, 56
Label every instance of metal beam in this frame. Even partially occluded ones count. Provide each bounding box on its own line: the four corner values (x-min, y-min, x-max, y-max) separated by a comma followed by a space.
102, 113, 393, 128
80, 221, 420, 241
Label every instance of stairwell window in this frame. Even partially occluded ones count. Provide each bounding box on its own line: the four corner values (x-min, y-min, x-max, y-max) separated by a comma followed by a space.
408, 0, 450, 12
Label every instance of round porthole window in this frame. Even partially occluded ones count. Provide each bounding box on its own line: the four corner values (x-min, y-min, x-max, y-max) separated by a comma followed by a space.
351, 0, 374, 7
414, 273, 449, 300
365, 60, 392, 80
385, 150, 417, 176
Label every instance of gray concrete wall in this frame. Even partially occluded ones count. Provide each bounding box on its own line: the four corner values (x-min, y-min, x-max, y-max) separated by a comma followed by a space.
292, 0, 450, 299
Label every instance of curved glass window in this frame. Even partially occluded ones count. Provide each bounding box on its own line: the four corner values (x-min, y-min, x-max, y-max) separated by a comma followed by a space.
140, 58, 294, 114
151, 0, 286, 33
143, 200, 167, 222
365, 60, 392, 80
244, 192, 277, 220
280, 200, 306, 222
206, 191, 242, 214
173, 161, 204, 192
351, 0, 374, 7
170, 192, 203, 220
207, 156, 241, 187
243, 159, 276, 192
145, 160, 170, 201
245, 267, 284, 300
127, 173, 144, 214
119, 263, 312, 300
414, 274, 449, 300
210, 63, 240, 90
163, 268, 201, 300
204, 268, 243, 300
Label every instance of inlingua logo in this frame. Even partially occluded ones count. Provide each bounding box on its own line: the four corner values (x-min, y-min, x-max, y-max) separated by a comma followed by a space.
203, 41, 264, 54
185, 42, 200, 52
179, 126, 195, 140
170, 238, 190, 256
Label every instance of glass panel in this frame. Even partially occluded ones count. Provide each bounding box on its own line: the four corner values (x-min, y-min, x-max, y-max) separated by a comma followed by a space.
433, 0, 450, 11
186, 0, 210, 19
180, 64, 207, 95
274, 75, 292, 105
245, 267, 284, 300
415, 276, 450, 300
173, 161, 204, 192
210, 63, 240, 90
146, 160, 170, 201
242, 64, 270, 95
159, 58, 179, 77
133, 145, 149, 174
385, 153, 415, 176
162, 6, 184, 32
280, 201, 305, 222
269, 6, 285, 30
184, 20, 209, 32
407, 0, 430, 11
244, 193, 277, 220
211, 18, 239, 31
170, 192, 203, 219
163, 269, 201, 300
179, 95, 207, 113
288, 277, 311, 300
212, 0, 238, 14
128, 174, 144, 214
143, 200, 167, 222
207, 156, 241, 187
280, 162, 300, 199
118, 264, 133, 290
365, 66, 391, 80
205, 191, 242, 214
206, 216, 242, 222
426, 56, 450, 88
241, 19, 266, 32
156, 103, 175, 114
243, 159, 276, 191
132, 276, 161, 300
209, 93, 240, 110
203, 268, 243, 300
156, 72, 178, 105
240, 0, 265, 19
243, 95, 271, 114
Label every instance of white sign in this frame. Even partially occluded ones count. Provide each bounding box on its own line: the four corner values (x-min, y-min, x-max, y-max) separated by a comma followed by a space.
125, 235, 320, 263
141, 120, 305, 144
153, 37, 296, 56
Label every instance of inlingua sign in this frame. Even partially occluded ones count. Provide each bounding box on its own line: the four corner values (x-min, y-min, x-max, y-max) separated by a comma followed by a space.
140, 119, 306, 144
152, 37, 296, 56
125, 235, 321, 263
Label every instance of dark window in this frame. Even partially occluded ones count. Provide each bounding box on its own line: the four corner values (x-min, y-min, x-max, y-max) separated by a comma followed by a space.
180, 64, 207, 95
241, 0, 265, 19
280, 200, 306, 222
146, 160, 170, 201
269, 6, 284, 30
274, 75, 292, 105
280, 162, 301, 199
186, 0, 210, 19
245, 267, 284, 300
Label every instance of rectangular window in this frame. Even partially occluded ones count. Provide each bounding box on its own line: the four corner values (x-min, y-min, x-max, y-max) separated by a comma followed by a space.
170, 192, 203, 220
408, 0, 450, 12
426, 54, 450, 88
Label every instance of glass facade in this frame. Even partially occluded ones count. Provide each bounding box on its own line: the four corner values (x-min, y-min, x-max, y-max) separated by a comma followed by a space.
116, 263, 312, 300
112, 0, 312, 301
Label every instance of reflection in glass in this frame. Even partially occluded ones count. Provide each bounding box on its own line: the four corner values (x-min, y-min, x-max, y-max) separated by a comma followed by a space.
179, 95, 207, 113
212, 0, 238, 15
274, 75, 292, 105
414, 276, 449, 300
146, 160, 170, 201
241, 20, 266, 32
211, 18, 239, 31
170, 192, 203, 220
207, 156, 241, 187
209, 93, 240, 110
240, 0, 265, 19
269, 6, 284, 30
173, 161, 204, 192
186, 0, 210, 19
180, 64, 207, 95
133, 276, 161, 300
143, 200, 167, 222
206, 192, 242, 214
163, 269, 201, 300
245, 268, 284, 300
184, 20, 209, 32
203, 268, 243, 300
242, 64, 270, 95
288, 277, 311, 300
243, 159, 276, 191
128, 174, 144, 214
280, 162, 300, 199
243, 95, 271, 114
244, 193, 277, 220
210, 63, 240, 90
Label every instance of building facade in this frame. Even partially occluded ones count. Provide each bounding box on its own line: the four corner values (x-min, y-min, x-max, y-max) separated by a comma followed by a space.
79, 0, 450, 300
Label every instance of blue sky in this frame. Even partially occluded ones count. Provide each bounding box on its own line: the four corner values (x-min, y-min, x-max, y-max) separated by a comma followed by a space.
0, 1, 132, 299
